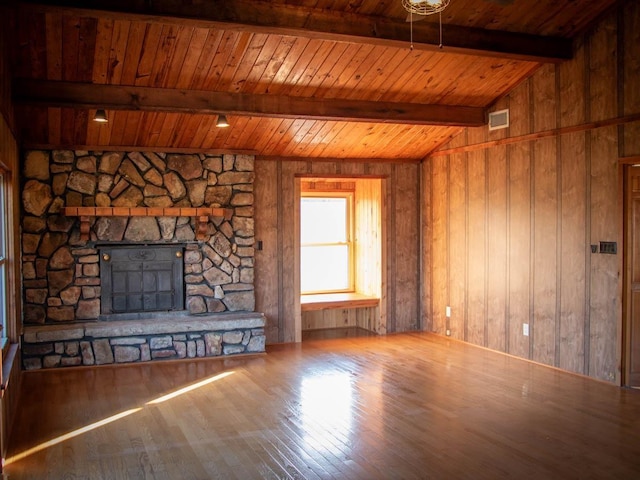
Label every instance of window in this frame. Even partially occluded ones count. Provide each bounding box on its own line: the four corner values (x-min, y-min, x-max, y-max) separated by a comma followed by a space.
300, 194, 353, 294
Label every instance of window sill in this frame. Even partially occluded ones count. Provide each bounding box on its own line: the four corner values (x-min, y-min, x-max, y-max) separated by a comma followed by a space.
301, 293, 379, 312
1, 342, 18, 397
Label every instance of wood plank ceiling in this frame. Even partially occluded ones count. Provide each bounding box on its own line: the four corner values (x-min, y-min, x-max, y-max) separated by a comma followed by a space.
9, 0, 617, 160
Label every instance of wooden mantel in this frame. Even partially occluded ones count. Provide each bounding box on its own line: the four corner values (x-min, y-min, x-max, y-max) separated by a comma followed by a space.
61, 206, 233, 241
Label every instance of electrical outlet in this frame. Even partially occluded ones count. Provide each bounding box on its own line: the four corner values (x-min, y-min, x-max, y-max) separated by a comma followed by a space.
523, 323, 529, 336
446, 306, 451, 318
445, 329, 451, 336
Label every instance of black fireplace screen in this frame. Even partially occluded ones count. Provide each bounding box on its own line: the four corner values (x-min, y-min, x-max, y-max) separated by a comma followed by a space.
100, 244, 184, 315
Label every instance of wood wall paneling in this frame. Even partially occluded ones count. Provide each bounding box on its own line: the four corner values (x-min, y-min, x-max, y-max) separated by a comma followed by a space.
559, 131, 588, 374
424, 2, 638, 383
532, 64, 558, 366
422, 152, 432, 332
449, 152, 467, 340
301, 309, 354, 330
365, 162, 393, 335
532, 136, 558, 366
588, 13, 620, 382
393, 163, 420, 332
354, 178, 382, 299
430, 156, 448, 336
466, 127, 487, 346
589, 124, 620, 382
254, 160, 280, 343
507, 140, 531, 359
486, 142, 508, 352
486, 98, 509, 353
622, 1, 640, 157
558, 35, 588, 375
300, 306, 380, 331
282, 161, 307, 343
356, 305, 380, 332
507, 81, 532, 359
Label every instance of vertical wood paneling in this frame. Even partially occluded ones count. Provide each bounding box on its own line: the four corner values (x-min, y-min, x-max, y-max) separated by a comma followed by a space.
423, 3, 636, 383
300, 306, 379, 331
355, 178, 382, 300
486, 98, 509, 353
467, 127, 487, 346
532, 64, 558, 366
0, 9, 14, 125
532, 136, 558, 365
559, 132, 587, 374
623, 0, 640, 156
559, 40, 587, 374
254, 160, 280, 343
449, 152, 466, 340
508, 143, 531, 359
588, 13, 620, 382
431, 156, 448, 335
422, 157, 432, 332
356, 305, 380, 332
394, 163, 420, 331
507, 82, 531, 359
487, 142, 508, 352
301, 309, 358, 330
340, 163, 366, 176
367, 162, 393, 334
589, 125, 619, 382
281, 161, 308, 343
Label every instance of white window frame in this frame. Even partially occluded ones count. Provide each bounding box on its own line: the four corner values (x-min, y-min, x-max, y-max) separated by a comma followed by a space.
300, 192, 355, 295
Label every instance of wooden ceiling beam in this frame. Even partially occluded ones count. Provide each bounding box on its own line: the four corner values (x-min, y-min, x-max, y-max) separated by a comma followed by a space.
13, 80, 487, 127
17, 0, 572, 63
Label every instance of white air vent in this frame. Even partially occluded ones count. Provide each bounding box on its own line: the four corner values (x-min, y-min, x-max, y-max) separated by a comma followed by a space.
488, 109, 509, 131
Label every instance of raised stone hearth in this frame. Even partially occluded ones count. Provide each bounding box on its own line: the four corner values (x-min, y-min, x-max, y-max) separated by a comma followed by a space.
22, 312, 266, 370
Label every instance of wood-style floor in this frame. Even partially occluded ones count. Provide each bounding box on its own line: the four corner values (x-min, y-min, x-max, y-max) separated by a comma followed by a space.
6, 331, 640, 479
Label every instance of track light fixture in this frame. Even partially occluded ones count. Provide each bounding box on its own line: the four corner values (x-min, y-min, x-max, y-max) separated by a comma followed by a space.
216, 115, 229, 128
93, 109, 108, 123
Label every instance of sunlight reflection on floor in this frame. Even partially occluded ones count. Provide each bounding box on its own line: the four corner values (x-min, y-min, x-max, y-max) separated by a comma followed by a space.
301, 373, 353, 453
4, 370, 235, 466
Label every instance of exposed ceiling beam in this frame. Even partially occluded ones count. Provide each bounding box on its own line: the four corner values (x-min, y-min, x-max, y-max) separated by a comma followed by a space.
17, 0, 572, 63
13, 80, 487, 127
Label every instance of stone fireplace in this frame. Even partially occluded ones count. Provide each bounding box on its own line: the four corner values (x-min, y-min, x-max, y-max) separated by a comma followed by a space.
21, 150, 265, 369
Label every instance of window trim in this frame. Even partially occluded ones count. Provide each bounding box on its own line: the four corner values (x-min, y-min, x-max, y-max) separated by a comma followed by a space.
300, 191, 355, 295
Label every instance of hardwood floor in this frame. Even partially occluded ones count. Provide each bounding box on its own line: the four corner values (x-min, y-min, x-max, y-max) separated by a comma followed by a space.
302, 327, 377, 341
6, 332, 640, 479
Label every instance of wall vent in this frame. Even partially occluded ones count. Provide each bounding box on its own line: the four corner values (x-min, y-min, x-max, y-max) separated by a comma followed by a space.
488, 109, 509, 131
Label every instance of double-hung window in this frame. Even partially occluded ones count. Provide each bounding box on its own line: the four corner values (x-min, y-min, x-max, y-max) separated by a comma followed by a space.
300, 193, 354, 294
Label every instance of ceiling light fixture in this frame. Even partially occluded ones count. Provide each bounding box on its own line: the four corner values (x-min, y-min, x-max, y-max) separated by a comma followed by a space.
93, 109, 108, 123
402, 0, 450, 16
216, 114, 229, 128
402, 0, 450, 50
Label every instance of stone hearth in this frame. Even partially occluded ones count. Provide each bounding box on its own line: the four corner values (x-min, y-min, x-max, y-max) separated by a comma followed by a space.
22, 312, 266, 370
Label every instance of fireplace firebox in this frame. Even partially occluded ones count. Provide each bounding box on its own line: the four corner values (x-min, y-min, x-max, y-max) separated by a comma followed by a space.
100, 244, 185, 316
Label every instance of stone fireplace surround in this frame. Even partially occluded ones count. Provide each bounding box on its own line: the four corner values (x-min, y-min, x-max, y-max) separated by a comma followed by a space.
21, 150, 265, 369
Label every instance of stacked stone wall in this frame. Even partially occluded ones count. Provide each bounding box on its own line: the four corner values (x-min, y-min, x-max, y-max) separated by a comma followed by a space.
21, 150, 256, 325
